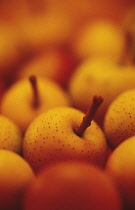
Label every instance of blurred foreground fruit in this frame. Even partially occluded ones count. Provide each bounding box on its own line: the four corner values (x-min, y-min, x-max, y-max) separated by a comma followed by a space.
106, 136, 135, 210
23, 161, 122, 210
0, 150, 35, 210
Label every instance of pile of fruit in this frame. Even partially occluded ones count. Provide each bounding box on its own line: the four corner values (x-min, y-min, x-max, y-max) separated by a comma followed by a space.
0, 0, 135, 209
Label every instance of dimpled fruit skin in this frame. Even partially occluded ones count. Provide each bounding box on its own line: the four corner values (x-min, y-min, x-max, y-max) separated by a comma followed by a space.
0, 150, 35, 210
106, 136, 135, 210
68, 58, 135, 127
23, 107, 108, 172
0, 115, 22, 154
104, 89, 135, 148
1, 77, 70, 133
23, 161, 122, 210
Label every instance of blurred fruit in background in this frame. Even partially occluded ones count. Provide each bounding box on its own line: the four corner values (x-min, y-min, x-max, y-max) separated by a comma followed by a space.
68, 58, 135, 127
0, 0, 134, 92
123, 6, 135, 65
123, 6, 135, 36
45, 0, 135, 25
16, 12, 73, 56
0, 25, 20, 73
0, 0, 29, 25
0, 0, 135, 210
71, 20, 126, 62
18, 46, 77, 88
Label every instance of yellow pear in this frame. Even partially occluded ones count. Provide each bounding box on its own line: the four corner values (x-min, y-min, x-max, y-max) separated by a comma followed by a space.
23, 96, 109, 172
0, 76, 70, 133
72, 20, 126, 62
69, 57, 135, 127
0, 115, 22, 154
106, 136, 135, 210
104, 88, 135, 148
0, 149, 35, 210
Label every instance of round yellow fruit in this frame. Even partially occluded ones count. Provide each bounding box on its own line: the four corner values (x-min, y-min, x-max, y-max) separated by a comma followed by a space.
23, 106, 108, 172
0, 150, 35, 210
106, 136, 135, 209
69, 58, 135, 127
73, 20, 126, 62
0, 115, 22, 154
104, 88, 135, 148
1, 77, 70, 133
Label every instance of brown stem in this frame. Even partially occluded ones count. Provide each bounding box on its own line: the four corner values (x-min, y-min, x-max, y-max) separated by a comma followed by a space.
124, 31, 135, 65
131, 38, 135, 64
75, 96, 103, 137
29, 75, 40, 108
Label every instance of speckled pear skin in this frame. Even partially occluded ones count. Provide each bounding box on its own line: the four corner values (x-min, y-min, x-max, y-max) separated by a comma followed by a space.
23, 107, 108, 172
0, 77, 71, 133
0, 115, 22, 154
69, 58, 135, 127
104, 89, 135, 148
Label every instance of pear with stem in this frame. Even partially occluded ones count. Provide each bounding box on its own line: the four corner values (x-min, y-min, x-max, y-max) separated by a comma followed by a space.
1, 76, 70, 133
23, 96, 108, 172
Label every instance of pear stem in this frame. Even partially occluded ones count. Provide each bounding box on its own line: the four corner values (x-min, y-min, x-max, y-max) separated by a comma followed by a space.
29, 75, 40, 108
124, 31, 135, 65
75, 96, 103, 137
131, 38, 135, 64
